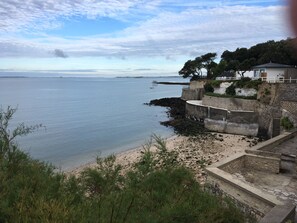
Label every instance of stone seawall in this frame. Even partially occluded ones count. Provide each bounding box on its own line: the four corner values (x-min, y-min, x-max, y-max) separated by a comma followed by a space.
185, 102, 208, 119
228, 111, 258, 124
186, 101, 259, 136
185, 83, 297, 138
257, 83, 297, 137
181, 88, 204, 100
205, 119, 259, 136
202, 95, 258, 111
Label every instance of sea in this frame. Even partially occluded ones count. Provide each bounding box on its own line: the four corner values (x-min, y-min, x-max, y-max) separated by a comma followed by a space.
0, 77, 186, 170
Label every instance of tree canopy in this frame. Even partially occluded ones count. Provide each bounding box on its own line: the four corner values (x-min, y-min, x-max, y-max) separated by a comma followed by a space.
178, 53, 217, 80
179, 38, 297, 79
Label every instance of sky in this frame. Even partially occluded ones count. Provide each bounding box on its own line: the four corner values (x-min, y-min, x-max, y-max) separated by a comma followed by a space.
0, 0, 294, 77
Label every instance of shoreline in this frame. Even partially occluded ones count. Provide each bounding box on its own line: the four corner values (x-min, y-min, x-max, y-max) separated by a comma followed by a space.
67, 134, 178, 176
68, 133, 259, 184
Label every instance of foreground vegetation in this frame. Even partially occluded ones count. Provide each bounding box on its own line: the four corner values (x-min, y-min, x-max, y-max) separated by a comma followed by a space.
0, 107, 251, 222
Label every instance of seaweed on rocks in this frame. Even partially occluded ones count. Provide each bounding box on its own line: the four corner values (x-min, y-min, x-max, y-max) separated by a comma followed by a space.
146, 97, 206, 136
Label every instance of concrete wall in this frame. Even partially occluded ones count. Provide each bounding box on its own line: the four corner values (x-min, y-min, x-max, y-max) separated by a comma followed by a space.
246, 131, 297, 153
245, 155, 280, 174
206, 167, 282, 220
277, 83, 297, 103
186, 102, 258, 124
186, 83, 297, 138
227, 111, 258, 124
189, 80, 206, 90
235, 88, 257, 97
185, 103, 208, 119
257, 83, 297, 137
281, 101, 297, 118
209, 107, 227, 120
260, 204, 296, 223
220, 155, 245, 174
181, 88, 204, 100
213, 82, 257, 97
186, 99, 259, 136
204, 119, 259, 136
206, 153, 284, 220
213, 82, 232, 94
206, 135, 296, 222
202, 95, 258, 111
218, 154, 280, 174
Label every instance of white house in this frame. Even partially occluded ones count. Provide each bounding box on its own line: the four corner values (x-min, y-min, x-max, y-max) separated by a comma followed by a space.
253, 62, 295, 82
235, 71, 254, 79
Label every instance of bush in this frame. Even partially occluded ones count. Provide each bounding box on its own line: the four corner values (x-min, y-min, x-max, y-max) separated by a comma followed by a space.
204, 83, 214, 93
244, 79, 263, 90
226, 84, 236, 96
234, 78, 262, 90
209, 80, 221, 88
205, 92, 257, 100
236, 78, 250, 88
281, 117, 294, 130
241, 77, 252, 82
264, 88, 271, 95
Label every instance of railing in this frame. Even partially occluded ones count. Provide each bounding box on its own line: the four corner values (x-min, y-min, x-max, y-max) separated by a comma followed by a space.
215, 77, 259, 81
261, 77, 297, 83
215, 77, 241, 81
215, 77, 297, 83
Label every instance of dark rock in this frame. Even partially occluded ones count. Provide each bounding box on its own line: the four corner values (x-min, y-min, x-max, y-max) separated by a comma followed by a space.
147, 97, 207, 136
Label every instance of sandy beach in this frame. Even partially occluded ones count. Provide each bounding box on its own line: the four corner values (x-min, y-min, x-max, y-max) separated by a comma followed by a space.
68, 133, 259, 184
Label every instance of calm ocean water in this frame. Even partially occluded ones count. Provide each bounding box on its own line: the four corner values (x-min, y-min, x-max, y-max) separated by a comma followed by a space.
0, 77, 185, 170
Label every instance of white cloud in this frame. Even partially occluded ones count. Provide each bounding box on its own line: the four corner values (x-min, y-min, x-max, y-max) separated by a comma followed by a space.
0, 0, 281, 32
0, 0, 145, 32
0, 2, 291, 60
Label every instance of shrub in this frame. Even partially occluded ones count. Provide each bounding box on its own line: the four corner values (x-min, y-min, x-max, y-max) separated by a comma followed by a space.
204, 83, 214, 93
281, 117, 294, 130
244, 79, 263, 90
241, 77, 252, 82
264, 88, 271, 95
235, 78, 262, 90
226, 84, 236, 96
205, 92, 257, 100
209, 80, 221, 88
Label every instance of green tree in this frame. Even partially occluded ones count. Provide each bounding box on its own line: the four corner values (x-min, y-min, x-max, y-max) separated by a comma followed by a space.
237, 58, 257, 77
178, 58, 203, 80
179, 53, 217, 80
212, 60, 227, 78
201, 53, 217, 79
219, 38, 297, 77
0, 106, 43, 158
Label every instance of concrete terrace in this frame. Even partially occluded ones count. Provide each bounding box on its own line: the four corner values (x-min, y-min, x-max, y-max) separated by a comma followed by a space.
206, 130, 297, 222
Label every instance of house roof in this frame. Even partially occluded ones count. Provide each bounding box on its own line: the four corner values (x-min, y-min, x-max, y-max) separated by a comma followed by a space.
253, 62, 293, 69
